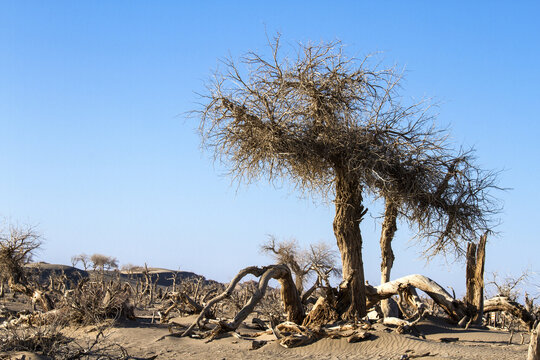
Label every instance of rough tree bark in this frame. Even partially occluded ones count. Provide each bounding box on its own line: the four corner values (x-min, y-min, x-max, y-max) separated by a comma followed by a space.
529, 321, 540, 360
380, 198, 398, 317
333, 172, 368, 320
465, 232, 487, 324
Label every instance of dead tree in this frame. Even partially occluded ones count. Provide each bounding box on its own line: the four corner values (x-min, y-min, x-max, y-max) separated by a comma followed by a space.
71, 253, 90, 271
261, 236, 339, 303
261, 237, 310, 294
182, 265, 303, 337
529, 321, 540, 360
484, 296, 536, 330
465, 232, 487, 324
0, 224, 53, 311
198, 34, 505, 320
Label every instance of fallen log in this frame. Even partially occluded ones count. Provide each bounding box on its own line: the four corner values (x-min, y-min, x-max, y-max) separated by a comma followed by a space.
484, 296, 536, 330
366, 274, 467, 323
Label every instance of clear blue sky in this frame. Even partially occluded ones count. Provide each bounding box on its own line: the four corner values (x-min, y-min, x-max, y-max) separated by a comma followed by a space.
2, 1, 539, 297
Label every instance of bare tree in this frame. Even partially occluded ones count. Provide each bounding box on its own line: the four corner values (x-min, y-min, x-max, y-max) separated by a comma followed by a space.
198, 36, 500, 319
0, 224, 41, 292
0, 223, 53, 310
71, 253, 90, 271
90, 254, 118, 272
261, 236, 309, 293
488, 270, 531, 301
261, 236, 339, 297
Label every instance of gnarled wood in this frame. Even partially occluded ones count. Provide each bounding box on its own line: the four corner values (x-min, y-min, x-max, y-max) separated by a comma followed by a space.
484, 296, 536, 330
529, 321, 540, 360
183, 265, 303, 337
380, 199, 398, 317
302, 296, 339, 328
366, 274, 467, 323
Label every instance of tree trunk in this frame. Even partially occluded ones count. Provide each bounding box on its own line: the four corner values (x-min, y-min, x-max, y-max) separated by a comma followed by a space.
380, 198, 398, 317
529, 321, 540, 360
294, 273, 305, 295
333, 173, 367, 320
228, 265, 303, 330
465, 232, 487, 324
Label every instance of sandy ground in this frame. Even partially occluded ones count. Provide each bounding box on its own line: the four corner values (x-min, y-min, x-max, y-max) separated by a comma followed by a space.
4, 314, 527, 360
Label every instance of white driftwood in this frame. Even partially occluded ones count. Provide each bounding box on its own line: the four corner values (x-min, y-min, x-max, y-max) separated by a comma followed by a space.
366, 274, 466, 322
383, 317, 413, 327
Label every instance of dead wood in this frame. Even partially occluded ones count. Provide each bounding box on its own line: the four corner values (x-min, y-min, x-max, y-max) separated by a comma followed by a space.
529, 321, 540, 360
347, 330, 372, 343
276, 322, 322, 348
484, 296, 536, 330
182, 265, 303, 337
465, 232, 487, 324
302, 296, 339, 328
366, 274, 467, 323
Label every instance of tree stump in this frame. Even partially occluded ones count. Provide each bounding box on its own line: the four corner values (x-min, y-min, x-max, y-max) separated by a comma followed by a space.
528, 321, 540, 360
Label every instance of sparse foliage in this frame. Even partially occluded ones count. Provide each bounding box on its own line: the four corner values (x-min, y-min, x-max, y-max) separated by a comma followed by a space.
90, 254, 119, 272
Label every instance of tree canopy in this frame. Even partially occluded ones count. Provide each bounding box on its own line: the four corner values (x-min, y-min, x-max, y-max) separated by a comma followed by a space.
199, 36, 500, 319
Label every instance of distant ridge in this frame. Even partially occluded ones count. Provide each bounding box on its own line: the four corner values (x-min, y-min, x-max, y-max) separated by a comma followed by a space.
25, 262, 218, 288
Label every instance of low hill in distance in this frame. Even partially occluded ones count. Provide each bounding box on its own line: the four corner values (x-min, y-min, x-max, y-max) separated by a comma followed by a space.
25, 262, 217, 288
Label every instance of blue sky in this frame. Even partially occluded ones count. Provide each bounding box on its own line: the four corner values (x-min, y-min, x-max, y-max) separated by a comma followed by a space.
1, 1, 539, 297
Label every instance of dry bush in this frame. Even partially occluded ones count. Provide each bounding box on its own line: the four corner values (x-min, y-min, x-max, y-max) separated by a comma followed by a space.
0, 324, 130, 359
0, 322, 69, 357
64, 279, 135, 325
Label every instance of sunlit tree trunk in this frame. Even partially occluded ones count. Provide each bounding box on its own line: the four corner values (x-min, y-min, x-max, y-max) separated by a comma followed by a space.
465, 232, 487, 324
333, 173, 367, 320
380, 198, 398, 317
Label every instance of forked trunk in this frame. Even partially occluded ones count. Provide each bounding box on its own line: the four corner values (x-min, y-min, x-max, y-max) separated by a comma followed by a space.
333, 173, 367, 320
380, 198, 398, 317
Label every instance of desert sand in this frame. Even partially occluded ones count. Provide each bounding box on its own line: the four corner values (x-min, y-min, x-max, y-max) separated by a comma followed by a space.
5, 314, 528, 360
